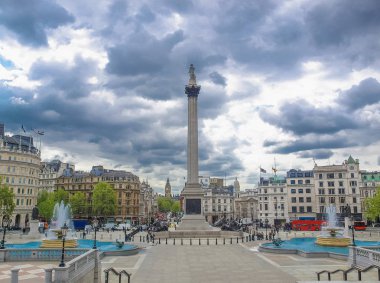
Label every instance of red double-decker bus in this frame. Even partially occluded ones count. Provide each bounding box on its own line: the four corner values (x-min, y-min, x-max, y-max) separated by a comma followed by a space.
291, 220, 326, 231
354, 221, 366, 231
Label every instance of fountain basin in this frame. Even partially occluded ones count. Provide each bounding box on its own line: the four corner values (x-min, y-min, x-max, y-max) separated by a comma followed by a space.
315, 236, 351, 247
41, 239, 78, 248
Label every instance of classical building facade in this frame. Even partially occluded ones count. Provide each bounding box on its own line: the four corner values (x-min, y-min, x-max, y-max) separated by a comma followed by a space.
286, 169, 315, 220
0, 124, 41, 228
140, 181, 158, 224
313, 156, 362, 220
39, 160, 74, 193
203, 186, 235, 224
55, 165, 140, 224
359, 171, 380, 222
234, 194, 259, 222
257, 176, 288, 226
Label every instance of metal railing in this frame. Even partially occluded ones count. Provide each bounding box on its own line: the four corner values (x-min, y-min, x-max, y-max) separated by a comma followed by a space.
317, 265, 380, 281
104, 267, 131, 283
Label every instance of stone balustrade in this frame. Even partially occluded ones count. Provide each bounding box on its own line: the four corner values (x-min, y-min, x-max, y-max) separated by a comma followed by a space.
0, 248, 88, 262
349, 246, 380, 269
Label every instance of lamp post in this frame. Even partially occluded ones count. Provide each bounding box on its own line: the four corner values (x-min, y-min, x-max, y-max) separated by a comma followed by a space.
92, 217, 98, 249
0, 216, 11, 249
59, 223, 69, 267
265, 218, 269, 240
351, 217, 356, 246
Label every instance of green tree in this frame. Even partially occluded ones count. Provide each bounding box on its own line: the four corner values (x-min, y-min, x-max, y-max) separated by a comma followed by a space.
158, 197, 173, 213
0, 177, 16, 219
37, 190, 55, 221
92, 182, 116, 216
54, 188, 69, 204
70, 192, 87, 216
171, 201, 181, 213
365, 188, 380, 222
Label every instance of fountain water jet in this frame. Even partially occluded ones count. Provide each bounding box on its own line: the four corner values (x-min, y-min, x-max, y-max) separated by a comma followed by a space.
41, 201, 78, 248
316, 205, 351, 247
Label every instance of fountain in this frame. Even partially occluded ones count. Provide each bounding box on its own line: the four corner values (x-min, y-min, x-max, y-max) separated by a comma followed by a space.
40, 201, 78, 248
316, 205, 351, 247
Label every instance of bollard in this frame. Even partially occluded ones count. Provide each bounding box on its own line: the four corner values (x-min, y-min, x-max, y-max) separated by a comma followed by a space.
181, 238, 183, 245
11, 268, 20, 283
230, 238, 232, 244
237, 237, 239, 243
190, 238, 192, 245
45, 268, 53, 283
199, 238, 201, 245
252, 235, 255, 241
166, 238, 168, 245
223, 238, 225, 245
143, 237, 145, 242
246, 236, 248, 242
159, 238, 161, 244
173, 238, 176, 245
207, 238, 209, 245
140, 235, 142, 242
216, 238, 218, 245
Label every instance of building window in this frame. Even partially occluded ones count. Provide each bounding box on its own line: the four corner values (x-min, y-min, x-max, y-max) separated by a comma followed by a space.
339, 197, 345, 203
264, 204, 268, 210
352, 188, 356, 194
351, 173, 355, 178
307, 206, 312, 212
291, 189, 296, 194
298, 189, 304, 193
291, 197, 297, 203
306, 197, 311, 203
353, 197, 357, 203
298, 180, 303, 185
292, 206, 297, 213
318, 189, 325, 195
329, 197, 335, 203
299, 206, 305, 213
327, 181, 334, 187
290, 180, 295, 184
320, 206, 325, 213
353, 206, 358, 213
320, 197, 325, 203
299, 197, 304, 203
339, 181, 344, 186
328, 189, 335, 194
319, 182, 323, 187
306, 189, 311, 193
319, 174, 323, 179
327, 173, 334, 179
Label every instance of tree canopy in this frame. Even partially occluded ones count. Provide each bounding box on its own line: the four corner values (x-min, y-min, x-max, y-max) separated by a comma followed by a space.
0, 177, 16, 219
92, 182, 116, 216
37, 190, 56, 221
70, 192, 87, 216
365, 188, 380, 222
157, 197, 181, 213
54, 188, 69, 204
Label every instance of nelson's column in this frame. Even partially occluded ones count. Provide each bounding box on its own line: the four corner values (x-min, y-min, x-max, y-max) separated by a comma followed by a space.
178, 64, 211, 230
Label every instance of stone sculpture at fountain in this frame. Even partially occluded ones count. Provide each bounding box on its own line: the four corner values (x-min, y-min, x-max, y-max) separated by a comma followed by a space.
316, 205, 351, 247
41, 201, 78, 248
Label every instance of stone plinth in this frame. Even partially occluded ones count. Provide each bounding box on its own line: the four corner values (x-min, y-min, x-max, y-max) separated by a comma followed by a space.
155, 230, 243, 239
176, 215, 213, 231
27, 220, 41, 239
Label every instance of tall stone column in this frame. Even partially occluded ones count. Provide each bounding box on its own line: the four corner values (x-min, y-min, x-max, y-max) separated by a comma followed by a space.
181, 64, 204, 216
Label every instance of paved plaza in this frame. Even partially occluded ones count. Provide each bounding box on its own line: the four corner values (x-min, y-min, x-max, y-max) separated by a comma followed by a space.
1, 229, 380, 282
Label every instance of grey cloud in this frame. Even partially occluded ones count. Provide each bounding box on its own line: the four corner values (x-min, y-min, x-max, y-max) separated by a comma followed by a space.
209, 72, 226, 87
0, 0, 74, 46
106, 30, 184, 76
259, 100, 358, 135
338, 78, 380, 110
268, 135, 357, 154
297, 149, 334, 160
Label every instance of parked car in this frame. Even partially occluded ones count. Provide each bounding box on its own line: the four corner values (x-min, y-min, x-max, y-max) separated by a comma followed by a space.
115, 223, 131, 231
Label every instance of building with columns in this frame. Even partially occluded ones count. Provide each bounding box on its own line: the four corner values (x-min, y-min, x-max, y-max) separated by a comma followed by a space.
0, 123, 41, 229
257, 176, 288, 226
39, 160, 74, 193
203, 186, 235, 224
287, 169, 316, 220
359, 171, 380, 222
140, 181, 158, 224
313, 156, 362, 221
55, 165, 140, 224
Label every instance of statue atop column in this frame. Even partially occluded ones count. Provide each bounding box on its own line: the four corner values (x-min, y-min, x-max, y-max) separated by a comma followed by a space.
188, 64, 197, 85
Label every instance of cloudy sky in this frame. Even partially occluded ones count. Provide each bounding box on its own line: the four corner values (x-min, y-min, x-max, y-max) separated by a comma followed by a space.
1, 0, 380, 194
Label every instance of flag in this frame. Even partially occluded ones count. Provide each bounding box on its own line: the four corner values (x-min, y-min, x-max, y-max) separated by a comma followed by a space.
21, 125, 26, 133
37, 131, 44, 135
260, 167, 266, 173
